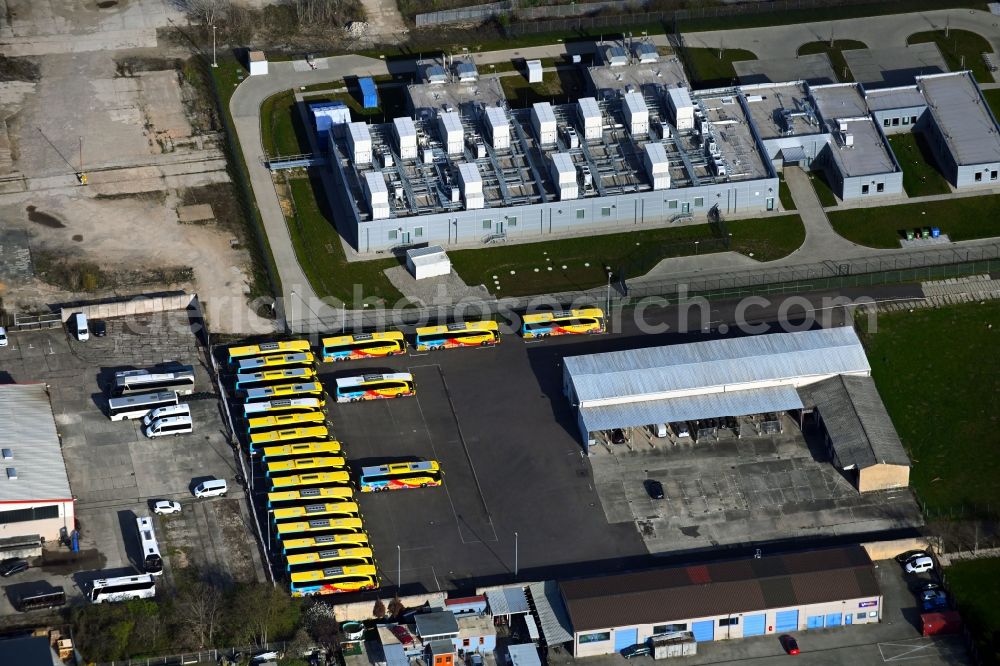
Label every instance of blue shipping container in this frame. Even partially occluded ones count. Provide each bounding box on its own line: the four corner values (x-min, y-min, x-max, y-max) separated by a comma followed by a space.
359, 77, 378, 109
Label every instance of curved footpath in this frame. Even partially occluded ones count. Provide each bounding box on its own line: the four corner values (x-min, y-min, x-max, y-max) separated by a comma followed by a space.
230, 9, 1000, 330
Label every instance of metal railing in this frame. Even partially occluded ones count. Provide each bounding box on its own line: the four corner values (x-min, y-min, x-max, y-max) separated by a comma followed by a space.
97, 642, 288, 666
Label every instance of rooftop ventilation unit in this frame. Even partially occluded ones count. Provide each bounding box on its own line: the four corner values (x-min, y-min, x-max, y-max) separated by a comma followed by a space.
1, 448, 10, 460
5, 467, 16, 480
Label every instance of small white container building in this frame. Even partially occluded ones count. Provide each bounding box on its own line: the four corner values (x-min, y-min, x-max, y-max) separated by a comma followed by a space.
457, 163, 485, 210
347, 122, 372, 165
438, 111, 464, 156
578, 97, 603, 141
406, 245, 451, 280
643, 142, 671, 190
248, 51, 268, 76
363, 171, 390, 220
623, 92, 649, 136
393, 117, 418, 160
532, 102, 558, 147
666, 87, 695, 131
311, 102, 351, 134
484, 106, 511, 151
549, 152, 578, 201
526, 59, 543, 84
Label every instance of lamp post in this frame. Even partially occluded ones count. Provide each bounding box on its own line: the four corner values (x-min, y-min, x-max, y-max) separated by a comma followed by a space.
514, 531, 519, 578
398, 544, 402, 591
211, 24, 218, 68
605, 267, 613, 316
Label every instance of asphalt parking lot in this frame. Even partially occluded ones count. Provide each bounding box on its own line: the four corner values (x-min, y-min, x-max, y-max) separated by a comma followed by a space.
546, 558, 968, 665
0, 312, 263, 617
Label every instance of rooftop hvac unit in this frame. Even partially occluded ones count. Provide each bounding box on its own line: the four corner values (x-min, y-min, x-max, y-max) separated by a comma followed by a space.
577, 97, 602, 141
393, 117, 418, 160
622, 91, 648, 136
845, 133, 854, 147
437, 111, 464, 156
666, 87, 695, 131
531, 102, 558, 147
347, 122, 372, 165
549, 152, 578, 201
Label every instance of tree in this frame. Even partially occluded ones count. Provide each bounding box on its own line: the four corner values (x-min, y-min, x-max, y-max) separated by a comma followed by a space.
373, 598, 386, 619
388, 596, 405, 618
182, 0, 231, 26
226, 584, 301, 647
177, 580, 225, 648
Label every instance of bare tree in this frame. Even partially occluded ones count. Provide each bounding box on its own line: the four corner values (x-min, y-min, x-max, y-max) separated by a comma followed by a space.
181, 0, 232, 26
178, 580, 224, 648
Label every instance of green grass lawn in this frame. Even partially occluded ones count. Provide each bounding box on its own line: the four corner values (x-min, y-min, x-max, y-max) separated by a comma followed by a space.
887, 133, 952, 197
284, 173, 403, 307
829, 194, 1000, 248
681, 47, 757, 87
796, 39, 867, 82
907, 29, 995, 84
450, 214, 804, 296
260, 89, 305, 157
499, 67, 587, 108
810, 171, 838, 207
944, 558, 1000, 663
778, 175, 796, 211
861, 300, 1000, 515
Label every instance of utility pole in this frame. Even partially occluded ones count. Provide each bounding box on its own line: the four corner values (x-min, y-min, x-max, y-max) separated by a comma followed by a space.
212, 23, 218, 68
397, 544, 402, 590
605, 268, 612, 317
514, 532, 519, 578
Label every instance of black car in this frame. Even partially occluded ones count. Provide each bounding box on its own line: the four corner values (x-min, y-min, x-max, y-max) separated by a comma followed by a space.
920, 582, 942, 593
896, 549, 928, 564
0, 558, 28, 577
90, 320, 107, 337
622, 644, 651, 659
610, 428, 627, 444
646, 480, 665, 500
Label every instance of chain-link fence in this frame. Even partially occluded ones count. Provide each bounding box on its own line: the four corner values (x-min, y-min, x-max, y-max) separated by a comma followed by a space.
415, 1, 511, 26
97, 642, 289, 666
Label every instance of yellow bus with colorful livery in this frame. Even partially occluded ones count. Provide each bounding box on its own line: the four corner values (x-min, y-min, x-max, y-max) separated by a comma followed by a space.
520, 308, 606, 339
414, 320, 500, 351
334, 373, 415, 403
321, 331, 406, 362
359, 460, 442, 492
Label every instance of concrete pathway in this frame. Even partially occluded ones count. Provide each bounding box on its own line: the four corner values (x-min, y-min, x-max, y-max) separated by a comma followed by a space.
358, 0, 410, 44
781, 166, 871, 262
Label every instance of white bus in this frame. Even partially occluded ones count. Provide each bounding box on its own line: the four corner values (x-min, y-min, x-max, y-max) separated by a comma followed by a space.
136, 517, 163, 575
108, 391, 178, 421
89, 574, 157, 603
111, 367, 196, 397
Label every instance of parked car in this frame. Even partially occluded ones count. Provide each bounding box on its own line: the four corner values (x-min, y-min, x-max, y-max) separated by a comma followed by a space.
90, 320, 107, 337
905, 556, 934, 574
896, 549, 928, 564
610, 428, 627, 444
652, 423, 668, 438
645, 480, 665, 500
153, 500, 182, 516
193, 479, 228, 498
672, 422, 690, 438
919, 582, 942, 593
921, 590, 948, 611
779, 634, 799, 655
0, 558, 29, 577
622, 644, 651, 659
389, 625, 414, 646
0, 326, 7, 348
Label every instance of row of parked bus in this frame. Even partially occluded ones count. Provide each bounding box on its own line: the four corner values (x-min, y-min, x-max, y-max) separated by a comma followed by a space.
224, 342, 382, 597
105, 366, 197, 437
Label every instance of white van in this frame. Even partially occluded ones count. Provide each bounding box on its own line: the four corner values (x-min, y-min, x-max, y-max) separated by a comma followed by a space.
144, 414, 193, 438
142, 403, 191, 427
193, 479, 228, 498
652, 423, 668, 438
71, 312, 89, 341
0, 326, 7, 348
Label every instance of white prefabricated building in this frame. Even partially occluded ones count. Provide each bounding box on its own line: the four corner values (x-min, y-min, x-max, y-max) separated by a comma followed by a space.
526, 59, 543, 84
623, 92, 649, 135
549, 152, 578, 201
347, 122, 372, 165
393, 117, 418, 160
532, 102, 557, 146
578, 97, 603, 141
457, 162, 485, 210
667, 87, 695, 131
643, 142, 671, 190
406, 245, 451, 280
249, 51, 268, 76
438, 111, 464, 156
363, 171, 390, 220
485, 106, 511, 150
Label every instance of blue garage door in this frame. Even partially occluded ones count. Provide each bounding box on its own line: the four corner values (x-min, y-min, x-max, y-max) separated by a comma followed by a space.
743, 614, 766, 636
845, 614, 853, 625
807, 615, 825, 629
826, 613, 842, 627
692, 620, 715, 642
775, 610, 798, 632
614, 628, 638, 653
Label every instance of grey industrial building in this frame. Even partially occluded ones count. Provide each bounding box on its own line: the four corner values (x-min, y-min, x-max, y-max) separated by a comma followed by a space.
322, 45, 1000, 255
562, 326, 910, 492
562, 545, 883, 657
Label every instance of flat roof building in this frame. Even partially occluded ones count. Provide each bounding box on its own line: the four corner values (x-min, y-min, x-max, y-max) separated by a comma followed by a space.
0, 384, 75, 543
562, 545, 882, 656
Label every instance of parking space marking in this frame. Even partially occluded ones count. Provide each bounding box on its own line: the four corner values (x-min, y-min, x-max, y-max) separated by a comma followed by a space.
879, 638, 949, 661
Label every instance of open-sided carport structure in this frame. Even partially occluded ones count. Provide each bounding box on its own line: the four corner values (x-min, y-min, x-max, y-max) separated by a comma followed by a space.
562, 327, 872, 451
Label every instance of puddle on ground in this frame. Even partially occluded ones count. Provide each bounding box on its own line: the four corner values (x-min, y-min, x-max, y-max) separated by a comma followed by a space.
26, 205, 65, 228
72, 234, 83, 242
97, 0, 118, 8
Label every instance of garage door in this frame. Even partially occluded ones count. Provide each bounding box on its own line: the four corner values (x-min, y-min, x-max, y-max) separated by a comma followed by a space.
775, 610, 799, 632
614, 628, 638, 653
826, 613, 842, 627
807, 615, 825, 629
692, 620, 714, 642
743, 614, 766, 636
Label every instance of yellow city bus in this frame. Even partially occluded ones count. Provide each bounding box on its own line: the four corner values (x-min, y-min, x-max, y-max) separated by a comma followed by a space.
285, 546, 374, 570
268, 486, 354, 509
520, 307, 606, 339
266, 456, 347, 478
261, 440, 343, 461
359, 460, 442, 492
321, 331, 406, 362
269, 471, 353, 490
334, 373, 415, 403
276, 517, 365, 539
236, 367, 317, 391
243, 382, 325, 404
289, 565, 379, 596
248, 411, 327, 434
271, 501, 360, 523
249, 426, 330, 454
227, 339, 310, 364
414, 320, 500, 351
243, 397, 325, 419
282, 532, 369, 553
237, 352, 316, 373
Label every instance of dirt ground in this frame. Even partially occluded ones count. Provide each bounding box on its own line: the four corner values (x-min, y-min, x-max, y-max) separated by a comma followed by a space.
0, 0, 275, 334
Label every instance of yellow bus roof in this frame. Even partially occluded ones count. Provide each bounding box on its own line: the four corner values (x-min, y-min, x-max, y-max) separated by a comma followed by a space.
285, 546, 373, 567
290, 563, 377, 582
241, 352, 316, 368
415, 320, 499, 335
228, 339, 310, 358
365, 460, 441, 475
522, 307, 604, 323
261, 440, 342, 459
249, 411, 326, 430
267, 457, 347, 474
321, 330, 404, 346
283, 532, 369, 551
270, 471, 352, 489
276, 517, 364, 535
272, 501, 360, 521
268, 486, 354, 504
250, 425, 329, 446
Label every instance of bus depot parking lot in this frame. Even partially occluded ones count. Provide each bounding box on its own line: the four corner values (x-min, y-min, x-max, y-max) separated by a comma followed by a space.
0, 312, 262, 615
